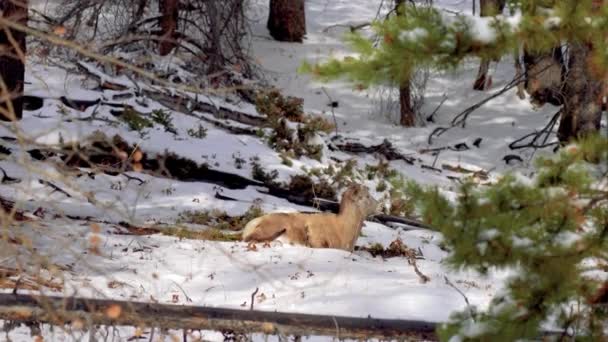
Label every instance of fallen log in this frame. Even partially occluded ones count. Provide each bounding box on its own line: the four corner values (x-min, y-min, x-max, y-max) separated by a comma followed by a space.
77, 60, 267, 129
22, 139, 264, 190
371, 214, 435, 231
197, 112, 259, 135
331, 138, 415, 165
0, 293, 438, 340
144, 89, 267, 127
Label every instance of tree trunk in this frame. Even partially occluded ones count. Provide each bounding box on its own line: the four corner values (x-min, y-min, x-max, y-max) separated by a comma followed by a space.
514, 48, 526, 99
158, 0, 179, 56
0, 0, 27, 121
399, 82, 415, 127
523, 47, 565, 106
557, 42, 603, 142
472, 0, 506, 91
395, 0, 415, 127
473, 60, 492, 90
267, 0, 306, 42
205, 0, 223, 76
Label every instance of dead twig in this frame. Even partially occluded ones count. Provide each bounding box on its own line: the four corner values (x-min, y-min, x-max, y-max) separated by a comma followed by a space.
250, 287, 259, 311
428, 61, 556, 144
38, 179, 72, 197
123, 173, 145, 185
509, 109, 561, 150
444, 276, 474, 320
321, 87, 339, 136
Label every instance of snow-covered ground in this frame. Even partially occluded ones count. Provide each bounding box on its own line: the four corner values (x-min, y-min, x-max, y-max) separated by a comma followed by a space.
3, 0, 600, 341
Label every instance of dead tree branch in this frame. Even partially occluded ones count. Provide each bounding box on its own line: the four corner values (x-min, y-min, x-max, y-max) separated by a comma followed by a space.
0, 293, 437, 340
330, 138, 415, 165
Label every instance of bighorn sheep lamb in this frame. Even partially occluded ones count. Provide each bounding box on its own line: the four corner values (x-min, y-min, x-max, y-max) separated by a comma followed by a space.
242, 184, 378, 251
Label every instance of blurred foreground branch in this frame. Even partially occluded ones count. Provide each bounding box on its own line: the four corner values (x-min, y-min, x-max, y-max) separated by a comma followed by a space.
0, 293, 437, 340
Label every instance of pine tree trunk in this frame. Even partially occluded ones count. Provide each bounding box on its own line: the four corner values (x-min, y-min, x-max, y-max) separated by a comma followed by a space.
472, 0, 505, 91
267, 0, 306, 42
395, 0, 415, 127
523, 47, 565, 106
514, 49, 526, 99
557, 42, 603, 142
399, 82, 415, 127
0, 0, 27, 121
206, 0, 223, 75
473, 60, 492, 90
159, 0, 179, 56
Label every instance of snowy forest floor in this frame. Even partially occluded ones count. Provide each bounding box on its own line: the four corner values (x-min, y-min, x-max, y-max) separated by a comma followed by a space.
1, 0, 606, 341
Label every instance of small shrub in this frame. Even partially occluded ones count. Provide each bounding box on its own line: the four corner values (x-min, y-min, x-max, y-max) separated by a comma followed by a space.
119, 106, 153, 132
388, 175, 416, 218
177, 209, 215, 225
256, 89, 327, 161
332, 159, 358, 187
57, 104, 70, 116
250, 157, 280, 187
255, 88, 305, 123
240, 204, 264, 225
303, 160, 358, 189
188, 124, 208, 139
365, 159, 398, 180
177, 204, 264, 232
232, 152, 246, 169
162, 227, 241, 242
365, 242, 386, 257
151, 109, 177, 134
288, 175, 336, 201
280, 152, 293, 166
301, 115, 335, 135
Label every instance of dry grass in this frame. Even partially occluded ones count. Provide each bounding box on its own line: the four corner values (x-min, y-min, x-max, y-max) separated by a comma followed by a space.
161, 227, 242, 242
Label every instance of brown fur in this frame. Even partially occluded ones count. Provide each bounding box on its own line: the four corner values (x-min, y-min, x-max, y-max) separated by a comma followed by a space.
242, 184, 378, 251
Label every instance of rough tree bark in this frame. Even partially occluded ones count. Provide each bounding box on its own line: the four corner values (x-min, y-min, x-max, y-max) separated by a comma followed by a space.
399, 82, 415, 126
557, 48, 603, 142
267, 0, 306, 42
472, 0, 506, 91
556, 0, 605, 142
159, 0, 179, 55
0, 0, 28, 121
205, 0, 223, 75
395, 0, 415, 127
523, 47, 565, 106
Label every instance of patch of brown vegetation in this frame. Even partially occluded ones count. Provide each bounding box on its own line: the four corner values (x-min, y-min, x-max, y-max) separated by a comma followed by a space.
357, 239, 430, 283
0, 197, 30, 222
0, 267, 63, 292
287, 175, 336, 203
161, 227, 242, 242
256, 88, 305, 123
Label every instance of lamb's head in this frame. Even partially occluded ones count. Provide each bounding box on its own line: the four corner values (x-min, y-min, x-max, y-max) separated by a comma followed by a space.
341, 184, 379, 217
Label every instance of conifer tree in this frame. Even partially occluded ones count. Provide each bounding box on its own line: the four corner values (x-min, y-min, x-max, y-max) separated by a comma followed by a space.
407, 135, 608, 340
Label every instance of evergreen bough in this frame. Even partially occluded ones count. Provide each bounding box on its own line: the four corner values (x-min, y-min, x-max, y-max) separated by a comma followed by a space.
301, 0, 608, 88
406, 135, 608, 340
